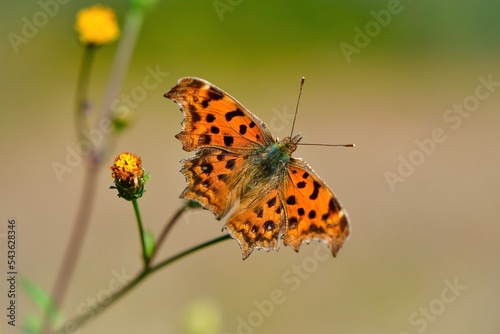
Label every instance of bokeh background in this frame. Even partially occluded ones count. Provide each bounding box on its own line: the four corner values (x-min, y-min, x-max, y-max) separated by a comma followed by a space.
1, 0, 499, 333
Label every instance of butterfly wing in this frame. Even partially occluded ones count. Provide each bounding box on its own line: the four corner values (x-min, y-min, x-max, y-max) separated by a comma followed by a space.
165, 77, 274, 152
179, 148, 247, 218
282, 159, 350, 256
225, 188, 285, 259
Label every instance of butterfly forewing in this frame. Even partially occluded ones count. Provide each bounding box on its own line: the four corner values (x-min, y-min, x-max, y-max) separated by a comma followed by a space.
165, 77, 274, 152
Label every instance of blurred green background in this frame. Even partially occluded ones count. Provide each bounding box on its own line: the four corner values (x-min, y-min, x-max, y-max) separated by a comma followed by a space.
1, 0, 499, 333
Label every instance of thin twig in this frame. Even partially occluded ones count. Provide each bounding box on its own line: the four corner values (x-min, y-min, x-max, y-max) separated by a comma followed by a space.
48, 163, 100, 316
150, 202, 189, 262
96, 6, 145, 160
53, 234, 232, 334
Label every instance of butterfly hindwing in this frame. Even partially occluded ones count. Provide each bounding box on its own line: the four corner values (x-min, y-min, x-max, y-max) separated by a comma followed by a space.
165, 77, 274, 152
180, 148, 246, 218
282, 159, 350, 256
225, 188, 285, 259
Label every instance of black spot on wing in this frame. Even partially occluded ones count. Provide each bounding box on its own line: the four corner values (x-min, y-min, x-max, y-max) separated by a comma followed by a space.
254, 207, 264, 218
217, 174, 229, 183
288, 217, 298, 229
225, 108, 245, 121
263, 220, 276, 231
329, 198, 340, 213
200, 162, 213, 174
340, 215, 348, 231
266, 196, 276, 208
224, 136, 234, 147
189, 80, 204, 88
309, 224, 325, 234
207, 87, 223, 100
225, 158, 236, 170
198, 134, 211, 145
206, 114, 216, 123
309, 181, 320, 200
190, 110, 201, 122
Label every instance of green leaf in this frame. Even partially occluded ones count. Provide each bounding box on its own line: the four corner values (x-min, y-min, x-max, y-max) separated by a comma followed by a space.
23, 313, 44, 333
21, 277, 63, 327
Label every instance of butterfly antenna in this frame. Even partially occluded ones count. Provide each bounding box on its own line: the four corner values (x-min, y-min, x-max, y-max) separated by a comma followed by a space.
289, 77, 305, 138
291, 77, 355, 148
298, 143, 355, 147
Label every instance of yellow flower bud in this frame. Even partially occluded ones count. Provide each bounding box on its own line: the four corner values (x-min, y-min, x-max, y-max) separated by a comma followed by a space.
110, 152, 149, 200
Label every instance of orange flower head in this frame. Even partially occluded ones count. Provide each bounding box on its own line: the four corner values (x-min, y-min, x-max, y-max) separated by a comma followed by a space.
110, 152, 149, 200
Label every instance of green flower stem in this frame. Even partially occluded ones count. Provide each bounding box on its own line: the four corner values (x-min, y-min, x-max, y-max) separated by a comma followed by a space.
74, 44, 95, 142
132, 199, 149, 268
53, 234, 231, 334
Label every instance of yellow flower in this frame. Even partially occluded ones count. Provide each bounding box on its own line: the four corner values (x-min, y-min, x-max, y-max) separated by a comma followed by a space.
75, 5, 119, 45
110, 152, 149, 200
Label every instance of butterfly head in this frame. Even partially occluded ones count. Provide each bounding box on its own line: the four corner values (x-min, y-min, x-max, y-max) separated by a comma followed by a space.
279, 133, 303, 155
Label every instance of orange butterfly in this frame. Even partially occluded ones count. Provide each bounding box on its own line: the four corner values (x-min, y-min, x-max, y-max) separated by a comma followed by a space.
165, 77, 350, 259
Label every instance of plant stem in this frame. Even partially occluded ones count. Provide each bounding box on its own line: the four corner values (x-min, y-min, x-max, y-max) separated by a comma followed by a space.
96, 5, 145, 159
150, 234, 232, 273
53, 234, 231, 334
132, 199, 149, 268
150, 202, 189, 262
46, 163, 100, 332
74, 44, 95, 142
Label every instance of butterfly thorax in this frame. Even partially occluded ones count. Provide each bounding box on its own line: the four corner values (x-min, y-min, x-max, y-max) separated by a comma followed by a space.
244, 134, 302, 187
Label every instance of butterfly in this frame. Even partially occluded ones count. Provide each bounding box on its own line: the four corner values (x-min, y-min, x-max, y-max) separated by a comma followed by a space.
165, 77, 350, 259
